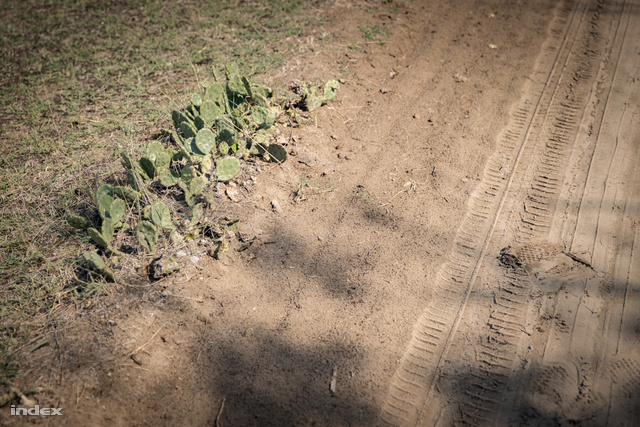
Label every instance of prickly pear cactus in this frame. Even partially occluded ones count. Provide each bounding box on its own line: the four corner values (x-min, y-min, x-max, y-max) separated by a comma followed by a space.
67, 214, 89, 229
146, 141, 164, 162
267, 143, 288, 163
195, 128, 216, 155
180, 120, 197, 139
150, 202, 174, 230
84, 251, 115, 281
323, 80, 340, 101
200, 100, 221, 124
252, 106, 275, 129
218, 141, 229, 156
139, 157, 155, 179
158, 168, 179, 187
216, 157, 241, 181
136, 221, 158, 253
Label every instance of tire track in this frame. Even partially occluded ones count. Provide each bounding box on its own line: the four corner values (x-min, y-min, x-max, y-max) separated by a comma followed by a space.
378, 0, 596, 425
379, 0, 639, 424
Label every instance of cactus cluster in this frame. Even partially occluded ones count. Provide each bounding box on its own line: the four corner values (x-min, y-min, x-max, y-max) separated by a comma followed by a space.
298, 79, 341, 112
70, 64, 340, 280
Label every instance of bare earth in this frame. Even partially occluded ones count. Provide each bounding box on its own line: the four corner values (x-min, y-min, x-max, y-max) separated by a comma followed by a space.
4, 0, 640, 425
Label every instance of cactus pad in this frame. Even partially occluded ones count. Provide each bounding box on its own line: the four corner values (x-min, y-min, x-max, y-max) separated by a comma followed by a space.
323, 80, 340, 101
180, 120, 197, 139
218, 141, 229, 156
67, 215, 89, 229
150, 202, 174, 230
252, 106, 275, 129
139, 157, 155, 179
136, 221, 158, 253
195, 128, 216, 154
267, 143, 288, 163
158, 168, 179, 187
200, 100, 221, 124
216, 157, 241, 181
147, 141, 164, 162
89, 227, 110, 249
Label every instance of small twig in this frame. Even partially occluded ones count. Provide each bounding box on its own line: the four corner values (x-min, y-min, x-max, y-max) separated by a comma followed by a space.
128, 321, 170, 357
75, 384, 86, 411
215, 397, 226, 427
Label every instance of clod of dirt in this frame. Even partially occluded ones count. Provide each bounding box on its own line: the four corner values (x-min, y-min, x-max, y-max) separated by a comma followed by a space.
271, 199, 282, 213
226, 186, 241, 203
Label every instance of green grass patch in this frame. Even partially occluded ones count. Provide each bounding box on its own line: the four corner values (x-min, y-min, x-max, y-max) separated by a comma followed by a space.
0, 0, 330, 395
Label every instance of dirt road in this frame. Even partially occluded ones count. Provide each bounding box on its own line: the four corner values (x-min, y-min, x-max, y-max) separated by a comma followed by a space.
381, 0, 640, 425
6, 0, 639, 425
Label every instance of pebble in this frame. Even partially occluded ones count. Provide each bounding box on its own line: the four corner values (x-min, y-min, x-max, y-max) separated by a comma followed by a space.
226, 186, 240, 202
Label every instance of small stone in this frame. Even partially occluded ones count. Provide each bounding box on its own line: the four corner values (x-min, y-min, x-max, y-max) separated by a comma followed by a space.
226, 186, 240, 203
380, 87, 390, 94
390, 71, 398, 79
453, 74, 467, 83
130, 354, 143, 366
271, 199, 282, 213
298, 157, 311, 166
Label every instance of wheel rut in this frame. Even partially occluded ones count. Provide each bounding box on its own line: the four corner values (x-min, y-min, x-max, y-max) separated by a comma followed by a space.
379, 0, 640, 425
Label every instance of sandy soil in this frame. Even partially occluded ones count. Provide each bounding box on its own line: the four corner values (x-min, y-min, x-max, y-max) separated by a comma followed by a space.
4, 0, 640, 425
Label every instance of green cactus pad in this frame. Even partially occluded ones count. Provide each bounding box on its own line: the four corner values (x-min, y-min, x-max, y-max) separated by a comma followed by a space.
67, 214, 89, 229
216, 157, 241, 182
200, 100, 222, 124
101, 218, 114, 243
194, 115, 206, 130
227, 74, 251, 98
114, 185, 142, 202
251, 93, 271, 109
252, 127, 274, 146
216, 116, 235, 133
191, 93, 203, 107
218, 141, 229, 156
84, 251, 115, 281
121, 152, 134, 170
139, 157, 156, 179
107, 198, 125, 224
323, 80, 340, 101
267, 143, 288, 163
150, 202, 174, 230
189, 137, 205, 157
303, 93, 323, 111
126, 170, 141, 190
217, 128, 235, 147
189, 176, 205, 195
180, 120, 197, 139
252, 106, 276, 129
155, 151, 172, 169
205, 83, 225, 104
97, 193, 113, 219
181, 165, 196, 184
147, 141, 164, 163
195, 128, 216, 155
136, 221, 158, 253
172, 110, 191, 128
89, 227, 110, 249
158, 168, 179, 187
200, 155, 213, 173
251, 85, 272, 99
